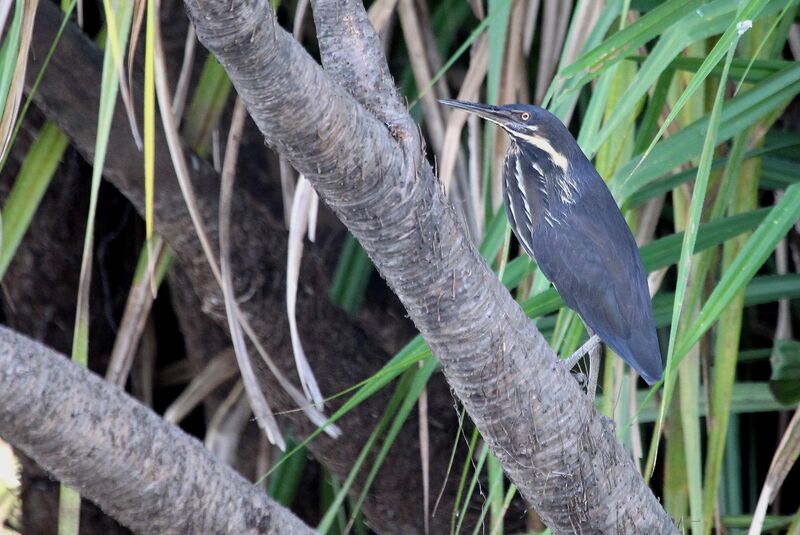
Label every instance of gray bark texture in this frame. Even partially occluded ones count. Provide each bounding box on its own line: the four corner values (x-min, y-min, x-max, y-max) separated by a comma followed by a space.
26, 2, 466, 532
181, 0, 678, 532
0, 326, 316, 535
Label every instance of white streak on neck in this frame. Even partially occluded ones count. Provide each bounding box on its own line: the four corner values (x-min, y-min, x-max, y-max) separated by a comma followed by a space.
512, 156, 536, 254
510, 131, 569, 172
515, 157, 533, 220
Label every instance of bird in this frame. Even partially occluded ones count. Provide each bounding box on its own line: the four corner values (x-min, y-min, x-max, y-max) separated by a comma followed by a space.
439, 99, 663, 386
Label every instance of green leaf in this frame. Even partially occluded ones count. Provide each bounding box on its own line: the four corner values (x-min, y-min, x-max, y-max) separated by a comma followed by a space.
613, 382, 796, 423
183, 55, 232, 156
345, 357, 438, 530
559, 0, 705, 81
268, 438, 307, 506
611, 60, 800, 203
641, 207, 769, 272
409, 0, 513, 109
674, 183, 800, 362
625, 133, 800, 208
587, 0, 790, 155
329, 234, 374, 316
770, 340, 800, 405
545, 0, 623, 117
0, 1, 23, 128
666, 56, 790, 81
663, 35, 736, 390
0, 122, 69, 279
479, 207, 509, 261
651, 275, 800, 328
316, 368, 415, 533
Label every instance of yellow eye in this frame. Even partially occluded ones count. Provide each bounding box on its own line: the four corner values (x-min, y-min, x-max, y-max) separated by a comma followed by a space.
521, 112, 530, 121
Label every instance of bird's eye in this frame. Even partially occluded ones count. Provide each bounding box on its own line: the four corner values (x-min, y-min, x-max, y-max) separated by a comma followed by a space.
520, 112, 530, 121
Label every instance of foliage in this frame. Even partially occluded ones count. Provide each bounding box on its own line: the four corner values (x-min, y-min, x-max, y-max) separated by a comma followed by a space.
1, 0, 799, 533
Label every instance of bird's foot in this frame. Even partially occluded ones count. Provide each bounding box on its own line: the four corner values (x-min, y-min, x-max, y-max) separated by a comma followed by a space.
562, 334, 601, 399
572, 371, 588, 390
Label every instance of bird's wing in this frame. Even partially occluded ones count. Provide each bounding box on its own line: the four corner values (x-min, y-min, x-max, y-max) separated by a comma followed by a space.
533, 188, 643, 342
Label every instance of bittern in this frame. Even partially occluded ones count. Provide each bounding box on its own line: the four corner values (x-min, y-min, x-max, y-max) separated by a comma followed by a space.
440, 99, 663, 387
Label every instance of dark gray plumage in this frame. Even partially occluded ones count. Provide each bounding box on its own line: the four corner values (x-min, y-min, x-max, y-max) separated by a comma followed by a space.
440, 99, 663, 384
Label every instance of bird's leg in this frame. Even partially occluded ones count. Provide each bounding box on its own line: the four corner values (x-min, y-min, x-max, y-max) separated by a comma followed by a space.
563, 334, 601, 370
563, 333, 602, 398
586, 339, 601, 399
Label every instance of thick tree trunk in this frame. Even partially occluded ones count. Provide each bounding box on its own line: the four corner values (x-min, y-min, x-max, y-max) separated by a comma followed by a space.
25, 2, 466, 532
181, 0, 677, 531
0, 326, 316, 534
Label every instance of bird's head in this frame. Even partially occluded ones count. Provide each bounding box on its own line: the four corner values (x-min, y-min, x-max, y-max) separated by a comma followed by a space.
439, 99, 572, 172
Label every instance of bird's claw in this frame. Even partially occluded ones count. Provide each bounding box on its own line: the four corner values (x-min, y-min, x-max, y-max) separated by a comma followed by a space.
572, 370, 588, 391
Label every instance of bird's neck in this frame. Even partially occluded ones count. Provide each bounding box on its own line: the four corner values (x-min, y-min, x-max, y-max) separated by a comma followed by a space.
516, 141, 579, 209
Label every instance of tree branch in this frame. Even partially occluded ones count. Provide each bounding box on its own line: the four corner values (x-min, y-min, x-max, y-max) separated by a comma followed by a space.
310, 0, 422, 184
26, 3, 463, 532
183, 0, 677, 531
0, 325, 316, 534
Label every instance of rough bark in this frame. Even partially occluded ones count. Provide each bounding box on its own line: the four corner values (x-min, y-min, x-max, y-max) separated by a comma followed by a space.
310, 0, 422, 187
182, 0, 678, 532
27, 3, 464, 532
0, 131, 131, 535
0, 326, 316, 535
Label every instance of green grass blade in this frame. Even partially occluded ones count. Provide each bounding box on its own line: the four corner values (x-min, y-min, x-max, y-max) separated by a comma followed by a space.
0, 0, 76, 175
449, 425, 479, 532
733, 1, 797, 94
0, 122, 69, 279
329, 233, 373, 316
57, 485, 80, 535
0, 1, 23, 128
345, 357, 438, 530
267, 439, 307, 506
487, 0, 510, 106
625, 138, 800, 208
674, 183, 800, 361
319, 471, 347, 534
545, 0, 623, 116
183, 55, 232, 156
648, 274, 800, 329
611, 60, 800, 202
484, 454, 505, 535
587, 0, 789, 156
642, 0, 767, 168
633, 68, 673, 156
558, 0, 704, 82
679, 345, 704, 534
455, 441, 489, 534
143, 0, 156, 245
613, 0, 778, 200
60, 3, 133, 533
655, 56, 789, 82
607, 382, 796, 424
648, 31, 740, 484
316, 369, 414, 533
408, 0, 512, 110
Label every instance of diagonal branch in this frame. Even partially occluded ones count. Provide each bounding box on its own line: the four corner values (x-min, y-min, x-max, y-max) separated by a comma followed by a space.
310, 0, 422, 191
0, 325, 316, 535
183, 0, 677, 531
311, 0, 406, 120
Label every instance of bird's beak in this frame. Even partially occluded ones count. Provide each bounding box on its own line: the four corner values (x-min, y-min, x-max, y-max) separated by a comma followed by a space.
438, 99, 513, 127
